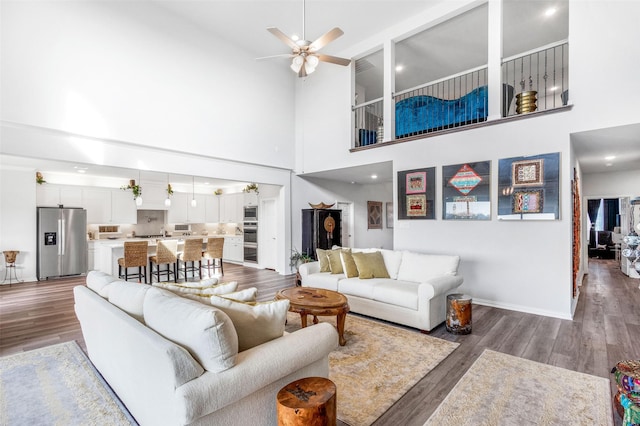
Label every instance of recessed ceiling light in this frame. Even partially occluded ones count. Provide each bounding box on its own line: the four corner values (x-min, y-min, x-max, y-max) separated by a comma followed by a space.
77, 169, 86, 173
291, 34, 299, 42
395, 65, 404, 72
606, 163, 613, 167
545, 7, 557, 17
371, 174, 378, 179
204, 182, 210, 185
350, 181, 356, 184
605, 155, 616, 160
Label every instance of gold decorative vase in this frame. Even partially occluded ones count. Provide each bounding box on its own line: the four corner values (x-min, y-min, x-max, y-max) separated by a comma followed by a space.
516, 90, 537, 114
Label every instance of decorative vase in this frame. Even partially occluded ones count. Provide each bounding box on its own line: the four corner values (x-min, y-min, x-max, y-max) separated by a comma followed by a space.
516, 90, 537, 114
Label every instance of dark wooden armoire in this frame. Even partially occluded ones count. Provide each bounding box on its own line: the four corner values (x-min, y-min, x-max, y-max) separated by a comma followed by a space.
301, 209, 342, 260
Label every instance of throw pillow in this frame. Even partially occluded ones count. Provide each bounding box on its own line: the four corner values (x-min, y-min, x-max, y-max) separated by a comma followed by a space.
327, 249, 345, 274
340, 249, 359, 278
152, 281, 238, 295
209, 296, 290, 352
143, 287, 238, 373
351, 251, 390, 279
172, 286, 256, 305
107, 281, 151, 322
316, 249, 331, 272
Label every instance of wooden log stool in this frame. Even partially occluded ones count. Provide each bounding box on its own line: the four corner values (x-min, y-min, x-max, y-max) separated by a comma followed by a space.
277, 377, 336, 426
446, 293, 472, 334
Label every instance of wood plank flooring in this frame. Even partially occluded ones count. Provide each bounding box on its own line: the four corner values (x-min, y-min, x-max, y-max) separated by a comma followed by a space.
1, 259, 636, 425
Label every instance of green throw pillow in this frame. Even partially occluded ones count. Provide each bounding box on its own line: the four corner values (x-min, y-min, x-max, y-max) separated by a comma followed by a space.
327, 249, 344, 274
351, 251, 390, 279
316, 249, 331, 272
340, 249, 359, 278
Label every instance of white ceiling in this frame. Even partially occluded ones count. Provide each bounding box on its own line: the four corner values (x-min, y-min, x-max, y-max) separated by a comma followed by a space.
3, 0, 638, 184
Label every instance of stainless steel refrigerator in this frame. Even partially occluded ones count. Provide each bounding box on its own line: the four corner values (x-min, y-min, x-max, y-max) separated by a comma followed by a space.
37, 207, 87, 280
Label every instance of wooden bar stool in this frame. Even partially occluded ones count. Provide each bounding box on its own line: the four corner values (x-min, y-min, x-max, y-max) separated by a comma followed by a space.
179, 239, 202, 281
2, 250, 22, 285
149, 240, 178, 283
118, 241, 148, 284
203, 237, 224, 277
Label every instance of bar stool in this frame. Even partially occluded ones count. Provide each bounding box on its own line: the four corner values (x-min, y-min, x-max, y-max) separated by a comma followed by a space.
203, 237, 224, 277
118, 241, 148, 283
2, 250, 22, 285
149, 240, 178, 283
180, 239, 202, 281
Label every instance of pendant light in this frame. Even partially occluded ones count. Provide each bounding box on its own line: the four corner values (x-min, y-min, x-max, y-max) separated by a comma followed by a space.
135, 170, 143, 206
164, 174, 172, 207
191, 176, 197, 207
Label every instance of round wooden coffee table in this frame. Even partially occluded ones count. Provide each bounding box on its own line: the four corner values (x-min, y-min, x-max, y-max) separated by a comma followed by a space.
276, 287, 349, 346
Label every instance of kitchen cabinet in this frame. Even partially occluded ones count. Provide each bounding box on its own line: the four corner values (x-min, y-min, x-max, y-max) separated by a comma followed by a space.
37, 184, 83, 207
138, 183, 168, 210
244, 192, 258, 207
167, 193, 206, 223
223, 236, 243, 263
219, 193, 243, 223
88, 241, 96, 271
205, 195, 220, 223
84, 188, 136, 224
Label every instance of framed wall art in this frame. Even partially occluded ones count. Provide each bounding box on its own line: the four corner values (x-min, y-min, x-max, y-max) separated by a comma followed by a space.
442, 161, 491, 220
497, 152, 560, 220
397, 167, 436, 220
367, 201, 383, 229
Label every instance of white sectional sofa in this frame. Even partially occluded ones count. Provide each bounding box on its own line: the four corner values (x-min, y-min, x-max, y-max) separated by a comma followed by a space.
299, 248, 463, 332
74, 271, 338, 426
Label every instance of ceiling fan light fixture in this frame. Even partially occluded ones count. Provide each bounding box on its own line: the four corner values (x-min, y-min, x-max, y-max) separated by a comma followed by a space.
291, 55, 304, 73
304, 55, 319, 74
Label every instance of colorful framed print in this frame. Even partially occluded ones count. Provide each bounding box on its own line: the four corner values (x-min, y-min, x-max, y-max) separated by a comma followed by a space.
406, 172, 427, 194
497, 152, 560, 220
367, 201, 383, 229
397, 167, 436, 220
442, 161, 491, 220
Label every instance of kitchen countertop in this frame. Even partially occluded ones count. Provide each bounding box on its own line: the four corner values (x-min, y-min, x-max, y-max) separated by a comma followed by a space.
89, 235, 242, 244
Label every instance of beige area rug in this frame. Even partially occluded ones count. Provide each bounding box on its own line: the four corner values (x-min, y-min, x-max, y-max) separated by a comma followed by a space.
424, 349, 613, 426
285, 312, 459, 426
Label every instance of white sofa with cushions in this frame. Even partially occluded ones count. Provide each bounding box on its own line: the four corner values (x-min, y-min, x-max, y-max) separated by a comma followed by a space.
298, 248, 464, 332
74, 271, 338, 426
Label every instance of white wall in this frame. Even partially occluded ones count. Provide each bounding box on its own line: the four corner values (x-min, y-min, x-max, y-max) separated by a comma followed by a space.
0, 167, 37, 283
582, 169, 640, 199
0, 1, 295, 169
290, 176, 393, 270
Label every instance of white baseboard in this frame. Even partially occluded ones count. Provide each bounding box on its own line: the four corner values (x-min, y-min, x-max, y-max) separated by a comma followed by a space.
472, 298, 573, 320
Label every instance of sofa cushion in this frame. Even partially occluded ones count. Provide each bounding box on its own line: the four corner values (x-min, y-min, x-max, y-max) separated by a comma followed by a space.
86, 270, 121, 298
107, 281, 151, 322
302, 272, 342, 291
218, 287, 258, 302
316, 249, 331, 272
153, 281, 238, 295
379, 249, 404, 280
338, 277, 376, 299
327, 249, 345, 274
340, 249, 359, 278
372, 280, 420, 310
143, 287, 238, 373
351, 251, 390, 279
209, 296, 289, 352
397, 251, 460, 282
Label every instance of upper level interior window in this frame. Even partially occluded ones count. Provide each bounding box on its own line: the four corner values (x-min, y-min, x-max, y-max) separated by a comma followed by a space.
355, 49, 383, 104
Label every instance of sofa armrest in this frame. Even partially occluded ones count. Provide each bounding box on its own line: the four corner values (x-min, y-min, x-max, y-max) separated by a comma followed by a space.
419, 275, 464, 299
299, 261, 320, 278
175, 322, 338, 423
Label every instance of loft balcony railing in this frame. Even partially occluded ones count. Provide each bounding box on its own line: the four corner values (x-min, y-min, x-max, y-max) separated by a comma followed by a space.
393, 67, 489, 140
502, 41, 569, 116
352, 98, 383, 148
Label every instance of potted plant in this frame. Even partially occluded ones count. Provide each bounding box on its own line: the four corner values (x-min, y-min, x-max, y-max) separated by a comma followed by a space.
166, 183, 174, 197
289, 247, 312, 272
243, 183, 259, 194
121, 179, 142, 200
36, 172, 46, 185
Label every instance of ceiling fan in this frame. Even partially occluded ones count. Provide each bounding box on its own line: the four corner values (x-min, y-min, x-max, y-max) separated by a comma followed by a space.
257, 0, 351, 77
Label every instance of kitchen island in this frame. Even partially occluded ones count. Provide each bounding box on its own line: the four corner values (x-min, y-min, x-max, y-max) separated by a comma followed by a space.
91, 235, 243, 277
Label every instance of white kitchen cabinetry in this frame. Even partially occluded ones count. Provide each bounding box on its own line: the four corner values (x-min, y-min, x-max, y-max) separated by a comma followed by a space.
88, 241, 96, 271
244, 192, 258, 207
37, 184, 83, 207
138, 183, 168, 210
223, 236, 243, 263
219, 193, 243, 223
205, 195, 220, 223
84, 189, 136, 224
167, 193, 206, 223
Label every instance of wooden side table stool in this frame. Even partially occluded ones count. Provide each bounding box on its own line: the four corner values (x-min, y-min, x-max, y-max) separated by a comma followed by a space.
446, 293, 472, 334
277, 377, 336, 426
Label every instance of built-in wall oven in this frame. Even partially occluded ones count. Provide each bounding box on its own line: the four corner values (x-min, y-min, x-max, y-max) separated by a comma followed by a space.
243, 205, 258, 222
243, 221, 258, 263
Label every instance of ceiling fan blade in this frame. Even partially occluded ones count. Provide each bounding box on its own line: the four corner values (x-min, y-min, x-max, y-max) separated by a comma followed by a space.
256, 53, 294, 61
317, 54, 351, 66
309, 27, 344, 51
267, 27, 298, 50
